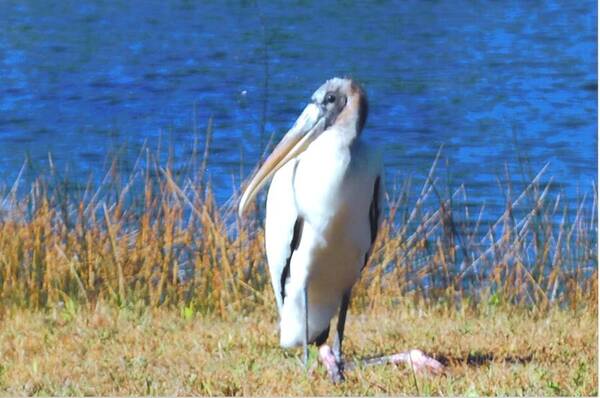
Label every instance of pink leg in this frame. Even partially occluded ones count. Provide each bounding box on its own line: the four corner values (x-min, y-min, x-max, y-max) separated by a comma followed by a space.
318, 346, 443, 382
388, 349, 444, 375
318, 345, 343, 382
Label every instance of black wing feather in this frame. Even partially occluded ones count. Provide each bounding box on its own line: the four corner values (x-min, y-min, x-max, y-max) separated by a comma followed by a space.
362, 176, 381, 270
280, 217, 304, 303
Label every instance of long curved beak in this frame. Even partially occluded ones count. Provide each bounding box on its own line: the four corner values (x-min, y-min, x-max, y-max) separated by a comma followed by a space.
239, 102, 324, 217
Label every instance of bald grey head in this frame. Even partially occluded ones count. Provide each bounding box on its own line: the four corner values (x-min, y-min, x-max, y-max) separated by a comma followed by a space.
310, 77, 369, 135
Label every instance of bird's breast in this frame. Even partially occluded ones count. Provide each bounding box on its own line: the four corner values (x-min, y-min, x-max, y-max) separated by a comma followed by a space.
293, 134, 373, 251
294, 141, 350, 226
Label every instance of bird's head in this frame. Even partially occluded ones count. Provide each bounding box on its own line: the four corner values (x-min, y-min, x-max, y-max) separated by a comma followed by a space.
238, 77, 368, 217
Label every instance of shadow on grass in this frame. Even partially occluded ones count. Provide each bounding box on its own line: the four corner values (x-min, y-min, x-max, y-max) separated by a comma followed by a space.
435, 352, 534, 367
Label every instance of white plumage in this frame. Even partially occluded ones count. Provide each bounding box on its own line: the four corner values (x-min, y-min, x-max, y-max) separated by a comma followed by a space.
267, 131, 382, 347
239, 77, 383, 382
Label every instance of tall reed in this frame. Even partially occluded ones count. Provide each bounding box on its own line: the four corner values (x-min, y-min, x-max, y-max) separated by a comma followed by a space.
0, 143, 596, 316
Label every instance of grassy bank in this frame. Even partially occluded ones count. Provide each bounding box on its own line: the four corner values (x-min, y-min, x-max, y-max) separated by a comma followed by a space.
0, 146, 597, 395
0, 301, 596, 395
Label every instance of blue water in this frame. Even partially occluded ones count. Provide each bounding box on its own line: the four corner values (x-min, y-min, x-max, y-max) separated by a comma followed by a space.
0, 1, 596, 222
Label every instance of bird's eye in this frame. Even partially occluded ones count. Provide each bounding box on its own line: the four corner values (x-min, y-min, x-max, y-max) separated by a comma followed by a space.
325, 93, 336, 104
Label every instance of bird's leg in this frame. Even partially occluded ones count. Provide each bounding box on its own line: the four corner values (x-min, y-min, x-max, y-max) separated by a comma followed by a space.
319, 289, 351, 383
356, 350, 444, 375
332, 290, 351, 376
318, 345, 338, 379
303, 284, 309, 369
390, 349, 444, 374
317, 289, 443, 379
320, 349, 444, 378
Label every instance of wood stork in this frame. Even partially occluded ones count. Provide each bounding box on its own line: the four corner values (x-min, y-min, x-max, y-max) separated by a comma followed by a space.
239, 77, 442, 382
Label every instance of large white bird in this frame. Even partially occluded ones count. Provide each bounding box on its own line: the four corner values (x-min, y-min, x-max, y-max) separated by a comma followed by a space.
239, 77, 442, 382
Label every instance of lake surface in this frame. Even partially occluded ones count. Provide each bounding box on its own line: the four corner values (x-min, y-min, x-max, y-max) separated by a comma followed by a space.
0, 0, 597, 222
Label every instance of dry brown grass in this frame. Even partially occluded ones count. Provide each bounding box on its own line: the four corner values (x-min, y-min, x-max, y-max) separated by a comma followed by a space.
0, 148, 596, 313
0, 144, 596, 395
0, 300, 596, 396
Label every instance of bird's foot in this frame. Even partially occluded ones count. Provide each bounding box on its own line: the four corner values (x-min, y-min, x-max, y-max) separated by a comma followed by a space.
389, 349, 444, 375
318, 345, 345, 383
